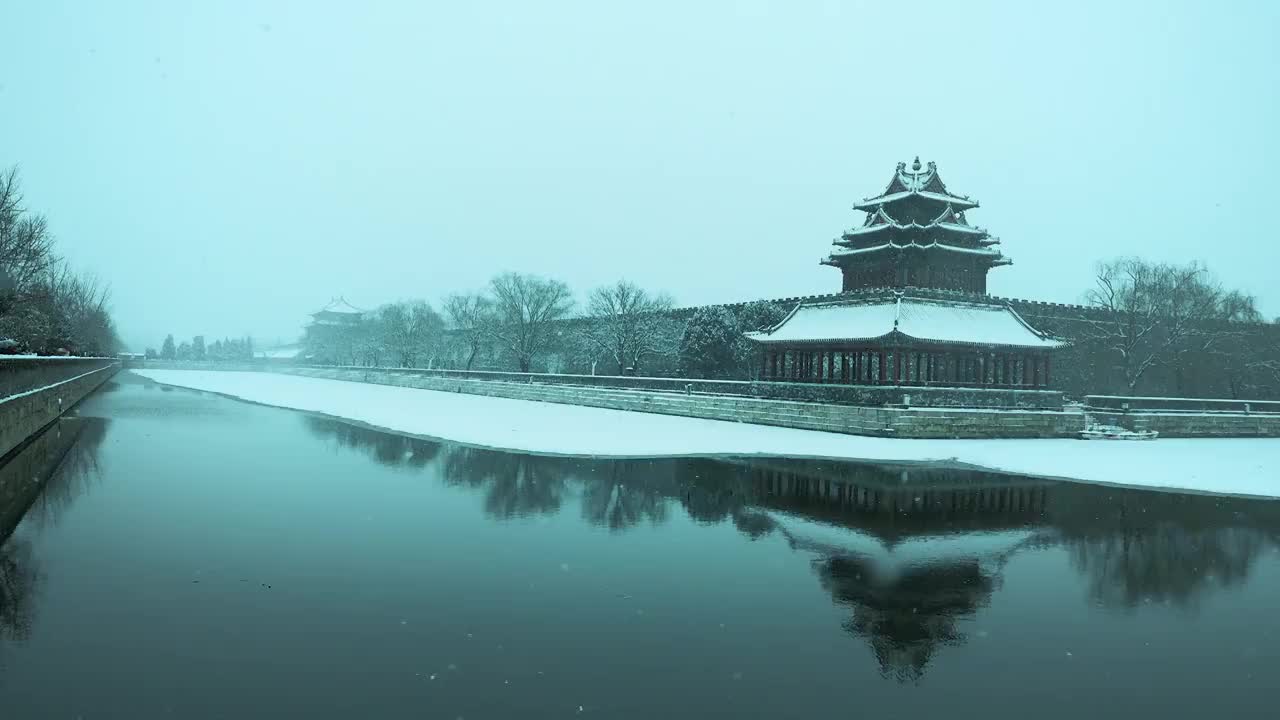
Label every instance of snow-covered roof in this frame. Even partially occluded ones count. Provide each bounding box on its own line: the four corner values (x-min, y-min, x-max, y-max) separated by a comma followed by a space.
854, 190, 978, 212
842, 220, 987, 238
313, 297, 365, 316
826, 241, 1007, 259
854, 159, 978, 211
745, 296, 1064, 349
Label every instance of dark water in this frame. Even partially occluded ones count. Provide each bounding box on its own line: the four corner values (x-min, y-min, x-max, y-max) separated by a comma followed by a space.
2, 373, 1279, 719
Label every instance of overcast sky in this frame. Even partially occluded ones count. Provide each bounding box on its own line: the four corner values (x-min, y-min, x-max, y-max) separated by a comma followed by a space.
2, 0, 1277, 350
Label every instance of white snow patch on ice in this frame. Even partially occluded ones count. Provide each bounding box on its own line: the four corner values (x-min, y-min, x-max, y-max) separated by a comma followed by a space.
132, 369, 1280, 499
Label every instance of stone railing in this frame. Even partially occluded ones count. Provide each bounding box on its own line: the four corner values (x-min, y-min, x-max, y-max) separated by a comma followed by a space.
1085, 395, 1280, 414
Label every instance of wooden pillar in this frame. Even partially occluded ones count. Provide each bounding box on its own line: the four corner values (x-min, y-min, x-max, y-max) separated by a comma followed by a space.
1043, 355, 1052, 388
828, 351, 836, 384
877, 350, 886, 383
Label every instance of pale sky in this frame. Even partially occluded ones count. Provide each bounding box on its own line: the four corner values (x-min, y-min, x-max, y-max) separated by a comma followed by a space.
2, 0, 1277, 350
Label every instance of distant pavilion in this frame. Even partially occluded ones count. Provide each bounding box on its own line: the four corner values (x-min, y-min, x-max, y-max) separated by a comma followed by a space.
308, 297, 365, 328
746, 158, 1063, 389
302, 297, 366, 363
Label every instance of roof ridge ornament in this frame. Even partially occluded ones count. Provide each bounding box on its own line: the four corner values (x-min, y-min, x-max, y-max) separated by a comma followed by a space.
911, 156, 922, 172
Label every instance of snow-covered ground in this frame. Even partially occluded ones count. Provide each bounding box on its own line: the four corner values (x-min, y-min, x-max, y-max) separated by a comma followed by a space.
132, 369, 1280, 499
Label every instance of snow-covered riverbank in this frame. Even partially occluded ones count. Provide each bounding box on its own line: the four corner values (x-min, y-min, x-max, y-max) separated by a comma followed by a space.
133, 369, 1280, 498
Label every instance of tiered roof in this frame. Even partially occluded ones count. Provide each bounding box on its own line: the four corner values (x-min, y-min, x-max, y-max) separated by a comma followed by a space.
824, 158, 1012, 283
309, 297, 366, 327
745, 292, 1063, 349
852, 157, 978, 212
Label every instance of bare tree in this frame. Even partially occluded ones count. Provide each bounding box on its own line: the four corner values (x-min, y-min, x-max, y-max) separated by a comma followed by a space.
373, 300, 443, 367
1, 167, 57, 305
581, 280, 676, 375
1086, 258, 1247, 393
443, 292, 492, 370
487, 272, 574, 373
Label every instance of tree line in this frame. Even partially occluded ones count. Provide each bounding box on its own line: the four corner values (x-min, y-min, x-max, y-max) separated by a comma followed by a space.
0, 167, 119, 356
1070, 257, 1278, 398
298, 272, 790, 380
148, 334, 255, 362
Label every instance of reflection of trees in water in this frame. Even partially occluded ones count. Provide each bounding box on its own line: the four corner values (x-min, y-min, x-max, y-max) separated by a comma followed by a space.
1048, 486, 1280, 611
440, 446, 573, 519
0, 417, 110, 667
0, 539, 39, 644
1, 417, 110, 539
1066, 527, 1266, 610
579, 461, 674, 531
817, 555, 997, 683
302, 416, 683, 530
303, 416, 441, 469
24, 418, 110, 532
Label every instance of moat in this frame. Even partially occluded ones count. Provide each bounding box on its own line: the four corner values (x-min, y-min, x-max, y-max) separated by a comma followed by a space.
2, 373, 1278, 719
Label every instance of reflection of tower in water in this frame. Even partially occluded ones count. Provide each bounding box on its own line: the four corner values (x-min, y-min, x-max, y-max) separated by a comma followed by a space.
729, 460, 1052, 682
723, 458, 1280, 680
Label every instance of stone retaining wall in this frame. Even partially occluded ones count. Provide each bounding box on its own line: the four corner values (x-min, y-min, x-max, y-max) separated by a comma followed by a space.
278, 366, 1082, 439
1087, 410, 1280, 438
0, 358, 118, 458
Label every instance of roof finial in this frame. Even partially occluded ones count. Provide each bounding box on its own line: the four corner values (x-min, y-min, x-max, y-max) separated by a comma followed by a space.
911, 156, 922, 172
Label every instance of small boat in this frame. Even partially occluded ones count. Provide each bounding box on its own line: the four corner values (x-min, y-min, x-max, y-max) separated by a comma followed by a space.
1078, 424, 1159, 441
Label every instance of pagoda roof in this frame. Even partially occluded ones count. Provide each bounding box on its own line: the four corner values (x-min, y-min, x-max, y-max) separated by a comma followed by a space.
313, 297, 365, 316
841, 220, 988, 240
854, 158, 977, 211
825, 241, 1009, 263
744, 294, 1063, 349
845, 206, 987, 240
